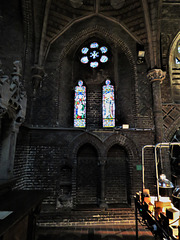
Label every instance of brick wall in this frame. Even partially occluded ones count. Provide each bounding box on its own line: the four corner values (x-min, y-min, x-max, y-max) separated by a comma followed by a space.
2, 0, 179, 214
13, 128, 155, 209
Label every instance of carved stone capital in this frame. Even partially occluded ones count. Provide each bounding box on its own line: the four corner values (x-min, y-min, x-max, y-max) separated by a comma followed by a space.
99, 158, 107, 166
147, 69, 166, 83
11, 61, 22, 77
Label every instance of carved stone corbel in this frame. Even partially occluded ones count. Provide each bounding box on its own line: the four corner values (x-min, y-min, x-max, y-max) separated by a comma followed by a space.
32, 65, 45, 94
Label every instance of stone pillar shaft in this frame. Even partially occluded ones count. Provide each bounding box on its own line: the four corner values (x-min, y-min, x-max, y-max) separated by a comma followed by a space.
0, 122, 19, 179
99, 159, 108, 209
147, 69, 166, 143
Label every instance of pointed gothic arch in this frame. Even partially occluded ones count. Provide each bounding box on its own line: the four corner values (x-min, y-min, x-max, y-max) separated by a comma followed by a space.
169, 31, 180, 103
56, 25, 138, 128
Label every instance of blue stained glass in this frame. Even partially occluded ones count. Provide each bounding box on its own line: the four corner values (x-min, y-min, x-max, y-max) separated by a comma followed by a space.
100, 55, 108, 63
80, 42, 109, 68
90, 62, 99, 68
74, 80, 86, 128
74, 119, 86, 127
78, 80, 83, 87
102, 80, 115, 128
175, 58, 180, 64
90, 51, 99, 59
178, 46, 180, 54
81, 47, 89, 54
90, 42, 99, 48
100, 46, 108, 53
81, 56, 89, 64
103, 119, 115, 127
106, 79, 111, 85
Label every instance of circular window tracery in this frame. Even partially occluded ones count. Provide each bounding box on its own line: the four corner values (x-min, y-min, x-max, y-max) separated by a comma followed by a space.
80, 42, 109, 68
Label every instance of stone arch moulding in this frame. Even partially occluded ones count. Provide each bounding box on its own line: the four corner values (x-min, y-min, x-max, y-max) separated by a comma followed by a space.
103, 134, 139, 160
164, 117, 180, 142
56, 25, 138, 124
57, 25, 137, 75
103, 133, 140, 199
169, 31, 180, 103
68, 132, 104, 163
68, 132, 104, 207
44, 13, 142, 64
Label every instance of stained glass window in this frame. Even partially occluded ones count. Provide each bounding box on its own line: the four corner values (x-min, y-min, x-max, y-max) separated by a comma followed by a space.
74, 80, 86, 128
178, 41, 180, 53
175, 58, 180, 64
102, 80, 115, 127
100, 55, 108, 63
80, 42, 109, 68
175, 41, 180, 64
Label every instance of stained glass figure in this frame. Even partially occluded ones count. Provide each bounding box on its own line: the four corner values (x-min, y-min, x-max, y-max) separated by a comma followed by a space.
102, 80, 115, 127
80, 42, 109, 68
74, 80, 86, 128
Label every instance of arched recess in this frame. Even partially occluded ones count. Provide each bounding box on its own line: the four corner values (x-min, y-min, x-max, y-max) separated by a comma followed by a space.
57, 24, 138, 128
170, 129, 180, 185
164, 127, 180, 191
103, 134, 139, 205
106, 144, 129, 205
68, 132, 104, 207
164, 116, 180, 143
76, 143, 100, 206
169, 31, 180, 103
161, 119, 180, 187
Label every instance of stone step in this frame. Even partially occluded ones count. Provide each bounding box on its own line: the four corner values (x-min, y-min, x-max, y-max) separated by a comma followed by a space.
37, 208, 136, 226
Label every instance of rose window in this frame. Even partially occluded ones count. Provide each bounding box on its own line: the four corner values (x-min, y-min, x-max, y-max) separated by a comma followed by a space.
80, 42, 109, 68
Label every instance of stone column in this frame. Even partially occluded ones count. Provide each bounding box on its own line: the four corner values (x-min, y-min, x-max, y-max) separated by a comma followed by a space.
147, 69, 166, 143
0, 121, 20, 179
0, 60, 27, 180
99, 158, 108, 209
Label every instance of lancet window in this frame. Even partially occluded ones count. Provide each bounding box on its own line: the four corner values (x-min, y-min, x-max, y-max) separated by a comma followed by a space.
102, 80, 115, 128
74, 80, 86, 128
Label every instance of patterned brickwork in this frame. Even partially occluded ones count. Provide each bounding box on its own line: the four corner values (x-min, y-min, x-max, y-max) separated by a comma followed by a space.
162, 105, 180, 130
162, 104, 180, 141
13, 145, 29, 190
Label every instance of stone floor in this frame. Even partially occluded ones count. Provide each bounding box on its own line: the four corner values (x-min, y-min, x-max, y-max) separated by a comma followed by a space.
36, 224, 154, 240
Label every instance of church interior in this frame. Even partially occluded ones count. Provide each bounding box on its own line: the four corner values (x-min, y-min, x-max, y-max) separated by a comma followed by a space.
0, 0, 180, 239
